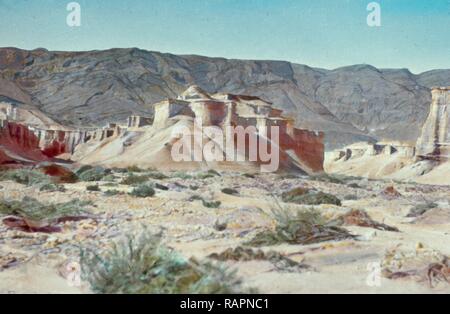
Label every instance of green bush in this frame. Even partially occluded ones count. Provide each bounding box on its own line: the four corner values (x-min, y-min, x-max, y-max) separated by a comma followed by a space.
103, 189, 123, 197
80, 232, 248, 294
78, 167, 110, 182
129, 184, 155, 198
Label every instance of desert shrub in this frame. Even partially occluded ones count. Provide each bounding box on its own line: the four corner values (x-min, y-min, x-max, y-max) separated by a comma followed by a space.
154, 183, 169, 191
120, 174, 149, 185
189, 185, 199, 191
221, 188, 239, 195
80, 232, 248, 294
189, 195, 204, 202
101, 174, 116, 182
86, 185, 101, 192
78, 167, 110, 182
103, 189, 123, 196
407, 202, 438, 218
146, 171, 168, 180
171, 172, 193, 180
129, 184, 155, 198
246, 205, 355, 247
1, 169, 51, 186
202, 200, 221, 208
0, 197, 90, 224
282, 187, 341, 206
127, 165, 145, 173
111, 167, 128, 173
40, 183, 66, 192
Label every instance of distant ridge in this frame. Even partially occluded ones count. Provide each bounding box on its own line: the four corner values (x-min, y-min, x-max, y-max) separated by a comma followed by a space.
0, 47, 449, 149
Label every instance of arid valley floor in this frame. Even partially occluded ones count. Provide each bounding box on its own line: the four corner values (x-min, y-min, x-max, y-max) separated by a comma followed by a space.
1, 168, 449, 294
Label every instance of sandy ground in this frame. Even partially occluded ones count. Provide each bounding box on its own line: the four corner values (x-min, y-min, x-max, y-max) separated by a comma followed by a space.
1, 171, 449, 294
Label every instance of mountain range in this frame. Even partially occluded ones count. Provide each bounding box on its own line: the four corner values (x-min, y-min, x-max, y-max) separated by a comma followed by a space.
0, 47, 449, 149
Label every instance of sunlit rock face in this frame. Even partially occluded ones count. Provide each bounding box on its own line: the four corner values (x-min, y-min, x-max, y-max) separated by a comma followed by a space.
416, 87, 450, 161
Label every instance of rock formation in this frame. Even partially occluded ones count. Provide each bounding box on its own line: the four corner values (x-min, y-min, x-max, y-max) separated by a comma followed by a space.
72, 86, 325, 174
415, 87, 450, 161
1, 86, 324, 173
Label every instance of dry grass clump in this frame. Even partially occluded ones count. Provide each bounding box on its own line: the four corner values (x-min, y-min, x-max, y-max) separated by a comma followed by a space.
209, 246, 310, 273
282, 187, 342, 206
335, 209, 399, 232
120, 174, 150, 185
0, 169, 65, 192
80, 233, 249, 294
0, 197, 90, 230
246, 204, 355, 247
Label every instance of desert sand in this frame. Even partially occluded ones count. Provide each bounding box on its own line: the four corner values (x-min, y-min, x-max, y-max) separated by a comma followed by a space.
1, 170, 449, 294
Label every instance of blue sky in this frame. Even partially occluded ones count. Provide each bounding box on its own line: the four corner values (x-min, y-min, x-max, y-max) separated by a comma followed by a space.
0, 0, 449, 73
